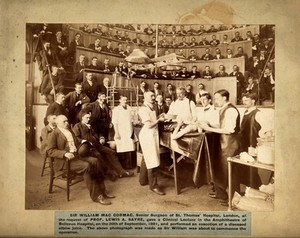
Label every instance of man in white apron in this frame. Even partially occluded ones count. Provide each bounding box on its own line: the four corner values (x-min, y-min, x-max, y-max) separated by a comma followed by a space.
138, 91, 165, 195
112, 96, 135, 169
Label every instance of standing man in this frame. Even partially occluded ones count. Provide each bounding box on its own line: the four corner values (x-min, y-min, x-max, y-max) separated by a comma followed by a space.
44, 93, 68, 125
200, 89, 240, 206
138, 91, 166, 195
64, 83, 90, 126
85, 92, 111, 141
154, 94, 169, 117
112, 96, 136, 169
82, 72, 100, 102
238, 93, 272, 189
47, 115, 113, 205
168, 87, 198, 140
197, 93, 219, 128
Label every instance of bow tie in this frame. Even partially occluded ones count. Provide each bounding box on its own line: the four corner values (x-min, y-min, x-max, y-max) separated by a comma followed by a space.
84, 123, 91, 129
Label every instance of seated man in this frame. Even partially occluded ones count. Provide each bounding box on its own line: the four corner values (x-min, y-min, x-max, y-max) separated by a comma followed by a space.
189, 37, 198, 47
167, 87, 198, 140
187, 50, 200, 61
93, 24, 106, 36
202, 66, 214, 79
40, 114, 57, 159
214, 48, 225, 60
40, 65, 64, 103
101, 58, 114, 73
132, 33, 144, 45
199, 36, 210, 46
73, 110, 134, 179
201, 48, 214, 61
215, 65, 229, 77
190, 65, 201, 79
231, 31, 243, 42
176, 67, 190, 78
225, 48, 234, 59
114, 43, 126, 57
102, 40, 114, 53
178, 36, 189, 47
88, 57, 101, 71
47, 115, 113, 205
210, 34, 220, 47
88, 38, 102, 52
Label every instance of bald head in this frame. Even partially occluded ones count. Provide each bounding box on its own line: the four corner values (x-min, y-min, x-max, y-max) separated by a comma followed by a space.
55, 115, 69, 129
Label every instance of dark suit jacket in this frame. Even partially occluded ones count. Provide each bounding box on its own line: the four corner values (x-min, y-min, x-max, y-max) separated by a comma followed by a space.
82, 80, 100, 102
47, 128, 80, 171
40, 125, 55, 155
215, 72, 229, 77
85, 101, 111, 137
88, 43, 101, 51
102, 46, 114, 53
38, 49, 62, 73
73, 62, 87, 73
154, 103, 169, 117
44, 102, 68, 125
201, 53, 214, 60
72, 122, 99, 146
69, 40, 84, 56
40, 73, 64, 95
164, 90, 177, 101
202, 70, 214, 78
65, 91, 90, 124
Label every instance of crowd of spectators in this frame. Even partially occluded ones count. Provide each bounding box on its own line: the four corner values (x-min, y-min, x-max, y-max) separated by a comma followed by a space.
33, 23, 275, 104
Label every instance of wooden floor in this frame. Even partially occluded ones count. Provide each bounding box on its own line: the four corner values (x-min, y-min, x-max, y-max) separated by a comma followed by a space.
25, 148, 228, 211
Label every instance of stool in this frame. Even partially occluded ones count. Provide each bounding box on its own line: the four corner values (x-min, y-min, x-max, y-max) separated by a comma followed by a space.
49, 157, 84, 201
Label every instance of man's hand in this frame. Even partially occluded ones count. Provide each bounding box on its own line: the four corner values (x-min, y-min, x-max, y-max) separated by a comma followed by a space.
64, 152, 75, 160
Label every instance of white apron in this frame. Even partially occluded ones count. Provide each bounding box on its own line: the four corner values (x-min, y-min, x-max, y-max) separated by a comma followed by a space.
138, 105, 160, 169
112, 105, 135, 153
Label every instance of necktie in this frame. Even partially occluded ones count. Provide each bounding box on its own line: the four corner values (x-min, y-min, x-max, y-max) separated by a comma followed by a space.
204, 107, 210, 112
245, 110, 249, 114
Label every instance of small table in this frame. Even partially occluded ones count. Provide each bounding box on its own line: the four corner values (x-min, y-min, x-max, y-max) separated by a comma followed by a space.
227, 156, 275, 210
160, 131, 213, 194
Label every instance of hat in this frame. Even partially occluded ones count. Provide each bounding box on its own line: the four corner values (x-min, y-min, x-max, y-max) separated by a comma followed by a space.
77, 141, 92, 157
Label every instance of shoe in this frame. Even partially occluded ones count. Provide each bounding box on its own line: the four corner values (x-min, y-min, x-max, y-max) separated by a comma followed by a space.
208, 193, 220, 199
107, 173, 117, 182
150, 187, 165, 196
119, 171, 134, 178
219, 200, 229, 207
104, 192, 116, 199
96, 195, 112, 205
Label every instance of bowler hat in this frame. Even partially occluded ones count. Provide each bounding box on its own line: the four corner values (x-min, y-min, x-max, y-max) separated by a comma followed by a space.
78, 141, 92, 157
